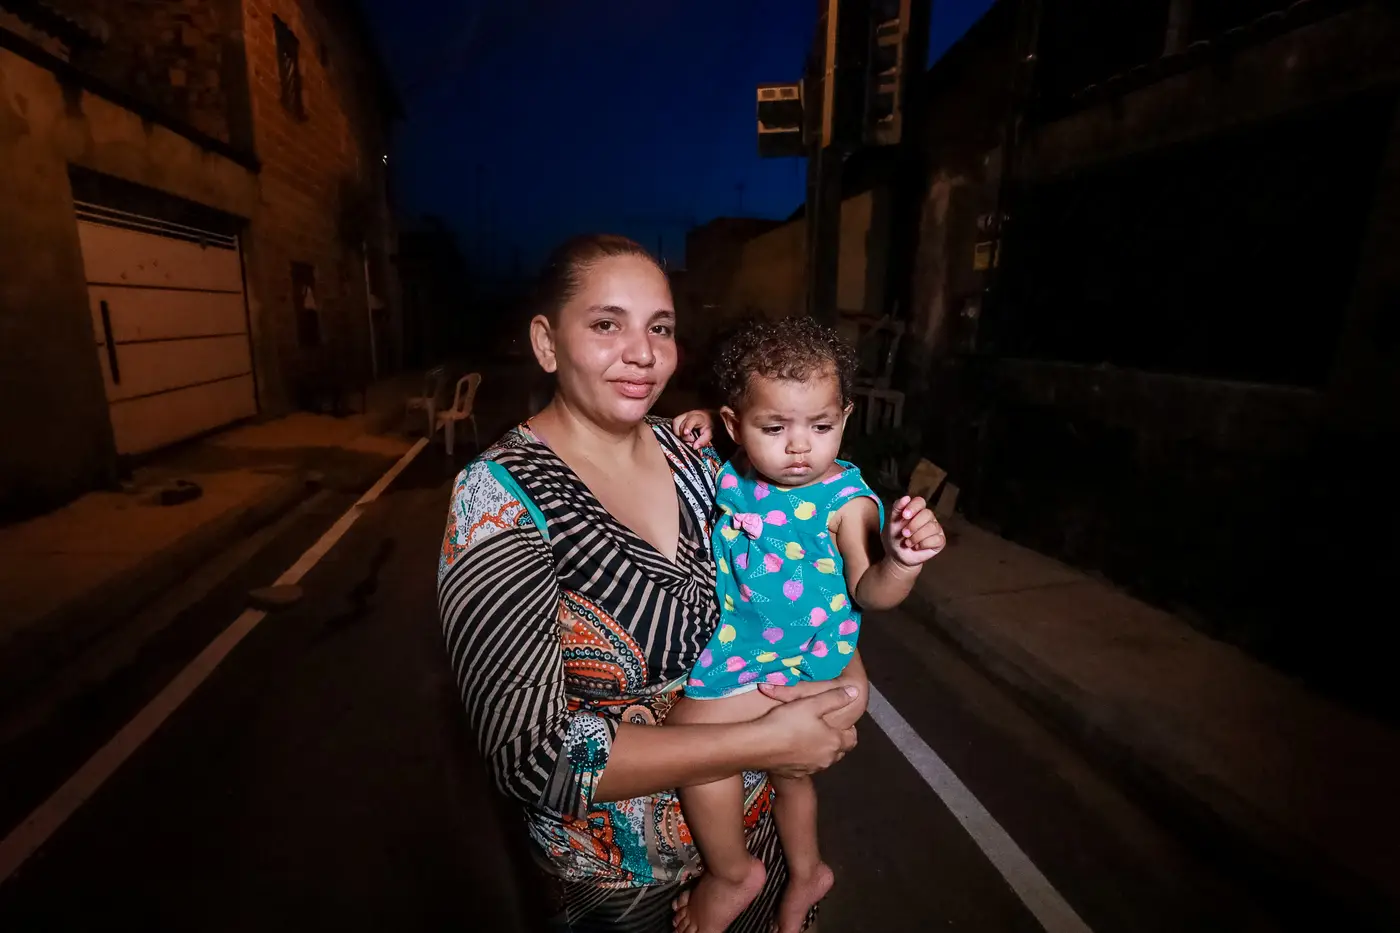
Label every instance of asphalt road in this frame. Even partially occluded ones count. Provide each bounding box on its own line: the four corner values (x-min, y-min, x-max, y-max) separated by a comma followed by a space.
0, 372, 1299, 932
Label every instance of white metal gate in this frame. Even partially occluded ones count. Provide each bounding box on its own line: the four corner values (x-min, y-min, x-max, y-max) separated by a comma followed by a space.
74, 202, 258, 455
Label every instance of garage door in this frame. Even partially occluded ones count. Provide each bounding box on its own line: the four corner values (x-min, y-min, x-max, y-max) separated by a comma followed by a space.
75, 202, 258, 456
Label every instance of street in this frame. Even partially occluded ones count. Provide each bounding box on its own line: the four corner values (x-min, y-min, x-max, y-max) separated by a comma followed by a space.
0, 374, 1292, 933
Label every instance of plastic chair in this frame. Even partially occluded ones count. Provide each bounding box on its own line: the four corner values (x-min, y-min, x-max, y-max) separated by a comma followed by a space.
405, 366, 446, 438
437, 372, 482, 457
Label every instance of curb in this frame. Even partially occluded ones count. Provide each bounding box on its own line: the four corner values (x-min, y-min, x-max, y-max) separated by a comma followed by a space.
0, 472, 313, 712
905, 582, 1400, 930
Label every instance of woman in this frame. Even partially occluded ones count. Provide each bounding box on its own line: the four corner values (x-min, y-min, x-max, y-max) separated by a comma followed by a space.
438, 235, 869, 932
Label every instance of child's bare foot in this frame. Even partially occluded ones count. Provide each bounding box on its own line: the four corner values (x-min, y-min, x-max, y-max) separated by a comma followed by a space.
672, 857, 766, 933
772, 862, 834, 933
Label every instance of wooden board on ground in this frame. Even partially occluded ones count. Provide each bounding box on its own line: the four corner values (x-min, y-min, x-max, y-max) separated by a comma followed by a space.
908, 458, 947, 503
935, 482, 960, 520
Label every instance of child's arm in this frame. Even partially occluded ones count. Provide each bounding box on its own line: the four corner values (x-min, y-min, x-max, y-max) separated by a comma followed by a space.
832, 495, 946, 611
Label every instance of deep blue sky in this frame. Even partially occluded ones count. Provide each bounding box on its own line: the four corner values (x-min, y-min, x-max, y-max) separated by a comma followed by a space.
365, 0, 995, 273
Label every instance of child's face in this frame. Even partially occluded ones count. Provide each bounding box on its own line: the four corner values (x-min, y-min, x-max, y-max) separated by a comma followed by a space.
721, 369, 852, 487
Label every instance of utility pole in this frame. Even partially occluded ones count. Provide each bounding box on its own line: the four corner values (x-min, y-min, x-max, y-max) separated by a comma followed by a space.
768, 0, 920, 325
806, 140, 844, 325
881, 0, 933, 339
805, 0, 848, 326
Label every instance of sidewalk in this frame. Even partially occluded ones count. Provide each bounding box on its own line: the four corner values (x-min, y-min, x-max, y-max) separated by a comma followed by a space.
912, 517, 1400, 925
0, 383, 423, 713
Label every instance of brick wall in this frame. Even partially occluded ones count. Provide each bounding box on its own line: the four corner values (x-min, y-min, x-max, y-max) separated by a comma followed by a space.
49, 0, 242, 144
238, 0, 397, 410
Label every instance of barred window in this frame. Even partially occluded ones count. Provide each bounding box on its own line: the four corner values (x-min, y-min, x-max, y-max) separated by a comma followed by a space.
274, 16, 304, 119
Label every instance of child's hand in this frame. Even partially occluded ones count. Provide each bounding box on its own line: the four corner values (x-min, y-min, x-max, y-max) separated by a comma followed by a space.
671, 409, 713, 450
883, 495, 946, 567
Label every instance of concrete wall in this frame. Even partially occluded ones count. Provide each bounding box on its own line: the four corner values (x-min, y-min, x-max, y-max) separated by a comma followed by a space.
900, 0, 1017, 396
1, 0, 398, 518
706, 191, 882, 343
723, 218, 806, 325
679, 217, 782, 344
0, 45, 259, 520
1019, 5, 1400, 185
904, 2, 1400, 702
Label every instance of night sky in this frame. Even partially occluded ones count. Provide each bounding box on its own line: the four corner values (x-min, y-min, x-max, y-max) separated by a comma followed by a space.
364, 0, 995, 275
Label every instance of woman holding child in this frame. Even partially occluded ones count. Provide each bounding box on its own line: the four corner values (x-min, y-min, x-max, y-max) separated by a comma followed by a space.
438, 235, 944, 932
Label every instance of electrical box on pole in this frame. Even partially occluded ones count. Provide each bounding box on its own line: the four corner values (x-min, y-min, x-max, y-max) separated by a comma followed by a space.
756, 83, 805, 158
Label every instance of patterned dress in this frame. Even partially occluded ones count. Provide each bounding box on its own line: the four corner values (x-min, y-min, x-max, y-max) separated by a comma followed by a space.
686, 459, 882, 700
438, 419, 807, 932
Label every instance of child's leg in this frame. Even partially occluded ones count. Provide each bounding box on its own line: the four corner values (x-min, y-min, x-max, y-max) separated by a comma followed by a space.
677, 778, 764, 922
667, 691, 777, 933
770, 774, 835, 933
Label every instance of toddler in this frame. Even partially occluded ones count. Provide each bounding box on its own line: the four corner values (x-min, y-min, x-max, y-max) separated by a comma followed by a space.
667, 317, 945, 933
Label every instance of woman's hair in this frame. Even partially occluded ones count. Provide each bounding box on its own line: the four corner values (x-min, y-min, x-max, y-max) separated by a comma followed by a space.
714, 316, 859, 409
532, 234, 662, 321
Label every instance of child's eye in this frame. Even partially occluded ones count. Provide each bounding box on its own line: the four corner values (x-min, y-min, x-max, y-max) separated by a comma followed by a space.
813, 423, 834, 433
761, 425, 783, 436
593, 320, 619, 333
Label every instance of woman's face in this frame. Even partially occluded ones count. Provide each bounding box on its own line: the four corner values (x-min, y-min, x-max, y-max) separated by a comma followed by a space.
531, 255, 677, 429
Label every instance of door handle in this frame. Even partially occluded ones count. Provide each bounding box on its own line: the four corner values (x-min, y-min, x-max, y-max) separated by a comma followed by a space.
100, 300, 121, 384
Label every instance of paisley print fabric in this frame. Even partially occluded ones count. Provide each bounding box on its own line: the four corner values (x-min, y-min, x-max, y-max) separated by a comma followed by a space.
439, 419, 806, 932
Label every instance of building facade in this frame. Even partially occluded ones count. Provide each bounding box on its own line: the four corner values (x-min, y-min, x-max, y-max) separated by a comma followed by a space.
0, 0, 399, 521
903, 0, 1400, 707
686, 0, 1399, 704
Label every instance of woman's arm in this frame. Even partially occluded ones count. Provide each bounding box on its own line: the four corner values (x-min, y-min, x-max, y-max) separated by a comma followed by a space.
595, 684, 860, 801
440, 461, 859, 813
757, 649, 869, 733
441, 465, 599, 813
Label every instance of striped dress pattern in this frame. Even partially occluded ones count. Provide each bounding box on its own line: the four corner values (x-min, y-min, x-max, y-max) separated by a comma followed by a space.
438, 419, 809, 932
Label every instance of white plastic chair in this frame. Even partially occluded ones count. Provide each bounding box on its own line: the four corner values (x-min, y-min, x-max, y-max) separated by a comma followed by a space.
437, 372, 482, 457
405, 366, 446, 438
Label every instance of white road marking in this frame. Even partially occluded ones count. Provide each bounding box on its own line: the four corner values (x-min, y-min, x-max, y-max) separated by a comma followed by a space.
867, 685, 1096, 933
0, 437, 430, 885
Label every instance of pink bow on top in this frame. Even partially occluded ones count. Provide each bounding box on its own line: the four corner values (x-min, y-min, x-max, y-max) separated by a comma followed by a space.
731, 512, 765, 539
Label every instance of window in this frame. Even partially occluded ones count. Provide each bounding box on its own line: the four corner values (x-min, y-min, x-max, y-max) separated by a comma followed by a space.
292, 262, 319, 347
274, 16, 304, 118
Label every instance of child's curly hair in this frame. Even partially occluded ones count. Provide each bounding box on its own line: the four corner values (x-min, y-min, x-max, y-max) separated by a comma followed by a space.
714, 316, 859, 409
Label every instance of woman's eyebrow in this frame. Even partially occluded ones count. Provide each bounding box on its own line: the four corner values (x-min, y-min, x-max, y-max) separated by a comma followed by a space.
651, 309, 676, 321
584, 304, 626, 315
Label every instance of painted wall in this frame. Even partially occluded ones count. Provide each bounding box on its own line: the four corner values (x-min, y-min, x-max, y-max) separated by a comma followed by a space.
0, 46, 258, 520
1, 0, 398, 518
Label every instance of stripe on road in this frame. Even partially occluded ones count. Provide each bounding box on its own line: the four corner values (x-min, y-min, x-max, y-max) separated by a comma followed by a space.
0, 437, 430, 886
867, 686, 1095, 933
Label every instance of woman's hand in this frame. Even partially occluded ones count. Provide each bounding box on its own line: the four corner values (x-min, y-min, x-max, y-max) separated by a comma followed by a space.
754, 685, 861, 779
758, 655, 869, 732
671, 409, 714, 450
